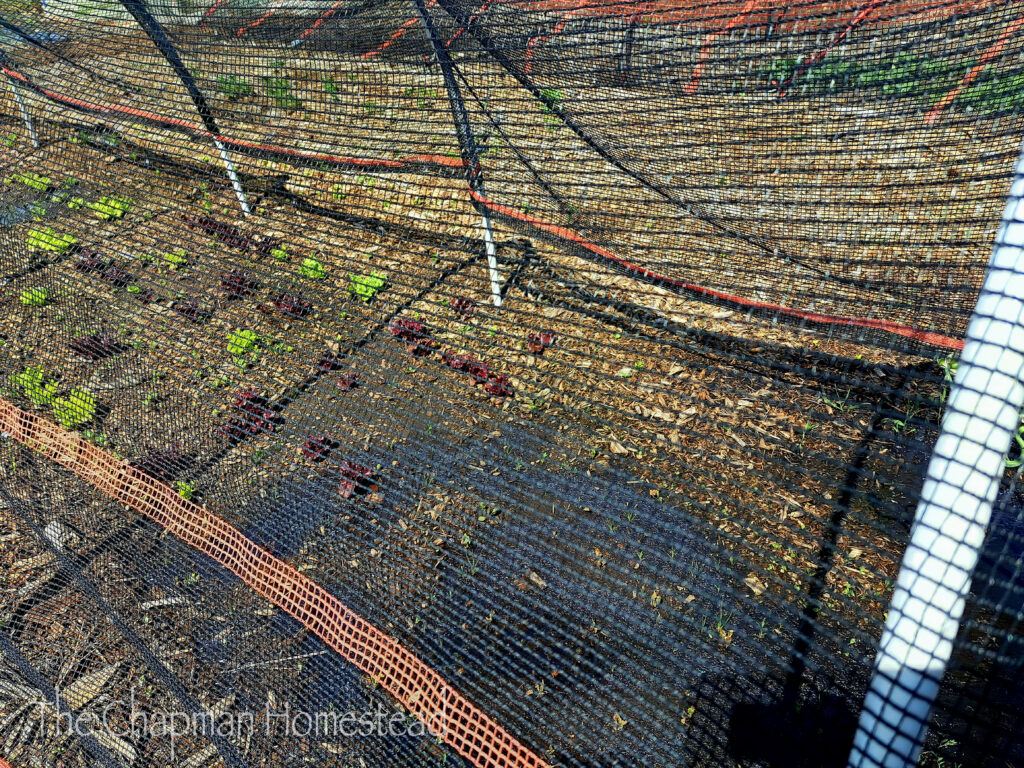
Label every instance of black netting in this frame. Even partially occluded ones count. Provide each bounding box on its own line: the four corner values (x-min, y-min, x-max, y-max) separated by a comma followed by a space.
0, 1, 1021, 767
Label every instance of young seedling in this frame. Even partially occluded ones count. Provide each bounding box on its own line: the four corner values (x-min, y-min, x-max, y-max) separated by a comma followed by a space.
86, 196, 133, 220
270, 244, 290, 261
29, 201, 47, 220
347, 271, 386, 301
162, 248, 188, 271
26, 227, 76, 253
540, 88, 564, 125
175, 480, 197, 500
217, 75, 254, 100
19, 287, 49, 306
300, 257, 327, 280
6, 172, 51, 192
12, 366, 58, 408
264, 77, 302, 111
227, 328, 260, 367
53, 388, 97, 428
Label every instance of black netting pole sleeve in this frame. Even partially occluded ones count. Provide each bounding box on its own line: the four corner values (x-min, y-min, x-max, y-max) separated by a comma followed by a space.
119, 0, 251, 216
413, 0, 502, 305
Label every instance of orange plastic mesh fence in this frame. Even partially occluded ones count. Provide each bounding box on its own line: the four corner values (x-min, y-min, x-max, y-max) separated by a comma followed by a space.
0, 397, 548, 768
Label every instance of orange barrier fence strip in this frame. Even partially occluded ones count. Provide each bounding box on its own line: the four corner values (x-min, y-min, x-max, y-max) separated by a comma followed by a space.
199, 0, 228, 26
0, 400, 551, 768
236, 1, 281, 37
295, 0, 349, 43
515, 0, 998, 28
0, 61, 964, 351
1, 64, 464, 171
447, 0, 497, 47
775, 0, 886, 95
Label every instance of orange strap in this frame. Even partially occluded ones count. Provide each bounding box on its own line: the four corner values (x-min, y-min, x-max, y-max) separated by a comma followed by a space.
926, 11, 1024, 123
469, 190, 965, 350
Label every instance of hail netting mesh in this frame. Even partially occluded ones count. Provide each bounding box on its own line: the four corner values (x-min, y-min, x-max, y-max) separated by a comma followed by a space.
0, 0, 1021, 766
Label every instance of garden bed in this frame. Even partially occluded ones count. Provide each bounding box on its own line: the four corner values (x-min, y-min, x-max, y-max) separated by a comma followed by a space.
0, 18, 1019, 766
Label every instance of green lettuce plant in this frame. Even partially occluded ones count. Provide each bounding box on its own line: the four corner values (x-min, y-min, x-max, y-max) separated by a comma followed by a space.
53, 388, 96, 428
12, 366, 57, 408
300, 257, 327, 280
348, 271, 386, 301
19, 287, 49, 306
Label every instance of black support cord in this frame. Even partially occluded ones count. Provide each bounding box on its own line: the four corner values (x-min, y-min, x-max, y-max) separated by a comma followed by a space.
429, 0, 887, 292
118, 0, 221, 137
414, 0, 489, 205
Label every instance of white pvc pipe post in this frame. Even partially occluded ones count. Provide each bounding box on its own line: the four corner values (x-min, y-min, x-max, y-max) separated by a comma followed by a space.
480, 212, 502, 307
848, 140, 1024, 768
213, 137, 250, 217
7, 77, 39, 148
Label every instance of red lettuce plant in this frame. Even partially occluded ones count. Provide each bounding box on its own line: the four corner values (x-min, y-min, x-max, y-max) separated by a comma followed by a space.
338, 460, 375, 499
182, 214, 248, 249
101, 265, 133, 288
441, 349, 512, 396
220, 269, 257, 298
451, 296, 476, 318
173, 298, 213, 323
182, 214, 279, 256
484, 373, 513, 398
388, 317, 425, 341
69, 333, 124, 360
219, 389, 277, 442
465, 358, 490, 383
273, 293, 312, 318
301, 435, 335, 462
388, 317, 437, 356
74, 250, 107, 274
527, 330, 555, 354
318, 349, 343, 373
336, 372, 359, 391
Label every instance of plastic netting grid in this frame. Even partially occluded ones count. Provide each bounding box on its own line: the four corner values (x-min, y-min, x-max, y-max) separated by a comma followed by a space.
0, 0, 1021, 767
